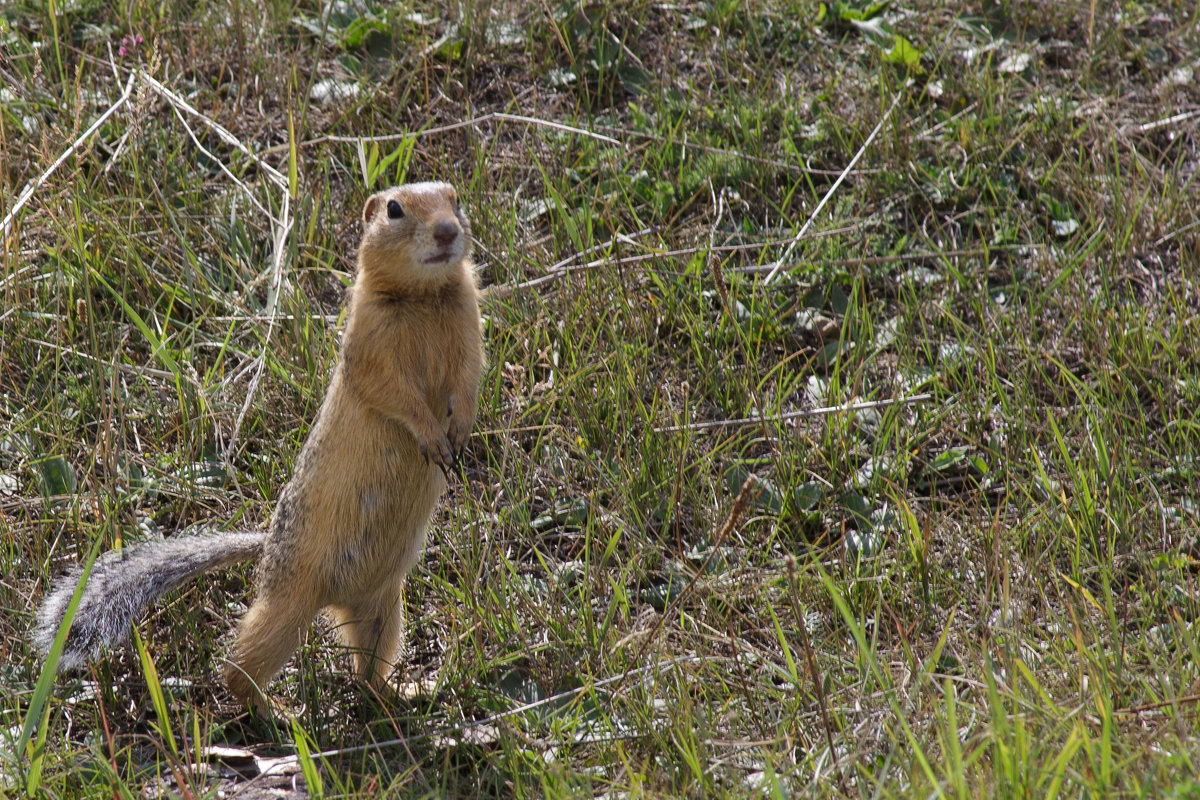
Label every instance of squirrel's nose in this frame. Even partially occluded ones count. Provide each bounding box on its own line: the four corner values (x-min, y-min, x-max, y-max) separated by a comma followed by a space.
433, 220, 459, 247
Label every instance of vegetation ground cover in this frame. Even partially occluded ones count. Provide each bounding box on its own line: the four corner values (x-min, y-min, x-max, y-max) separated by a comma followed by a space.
2, 0, 1199, 796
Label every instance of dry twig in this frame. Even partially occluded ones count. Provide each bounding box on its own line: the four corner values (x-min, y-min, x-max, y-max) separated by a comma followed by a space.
1, 72, 137, 240
763, 90, 904, 284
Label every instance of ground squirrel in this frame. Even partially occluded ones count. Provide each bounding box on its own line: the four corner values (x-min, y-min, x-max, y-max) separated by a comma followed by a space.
34, 181, 485, 709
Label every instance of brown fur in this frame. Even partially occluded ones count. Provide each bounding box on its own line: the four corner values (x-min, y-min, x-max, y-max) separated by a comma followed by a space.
34, 182, 484, 710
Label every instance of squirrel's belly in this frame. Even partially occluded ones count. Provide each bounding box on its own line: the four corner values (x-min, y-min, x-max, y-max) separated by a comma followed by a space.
300, 414, 443, 601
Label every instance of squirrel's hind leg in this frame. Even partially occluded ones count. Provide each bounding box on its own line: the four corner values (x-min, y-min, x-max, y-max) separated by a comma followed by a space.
330, 583, 405, 692
224, 594, 318, 711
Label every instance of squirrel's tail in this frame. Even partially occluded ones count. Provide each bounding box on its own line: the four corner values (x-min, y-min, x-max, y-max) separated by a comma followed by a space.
34, 531, 267, 670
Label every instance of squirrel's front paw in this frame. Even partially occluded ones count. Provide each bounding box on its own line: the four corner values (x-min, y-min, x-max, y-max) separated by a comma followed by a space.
446, 395, 472, 458
418, 429, 456, 479
446, 418, 472, 461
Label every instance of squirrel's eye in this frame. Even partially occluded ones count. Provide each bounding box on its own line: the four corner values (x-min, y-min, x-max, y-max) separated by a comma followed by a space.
386, 200, 404, 219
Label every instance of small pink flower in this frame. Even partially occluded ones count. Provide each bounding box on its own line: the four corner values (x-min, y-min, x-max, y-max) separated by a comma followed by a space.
118, 33, 144, 58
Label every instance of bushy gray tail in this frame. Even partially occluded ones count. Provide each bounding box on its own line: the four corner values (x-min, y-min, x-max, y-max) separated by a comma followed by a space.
34, 532, 267, 670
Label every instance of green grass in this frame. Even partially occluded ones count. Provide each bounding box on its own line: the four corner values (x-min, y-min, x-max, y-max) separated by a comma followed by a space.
2, 0, 1200, 796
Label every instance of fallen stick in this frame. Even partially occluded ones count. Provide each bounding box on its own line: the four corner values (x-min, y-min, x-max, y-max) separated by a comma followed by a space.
654, 392, 934, 434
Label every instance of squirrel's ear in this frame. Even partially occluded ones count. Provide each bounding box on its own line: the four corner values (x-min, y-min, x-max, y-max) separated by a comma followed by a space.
363, 195, 381, 224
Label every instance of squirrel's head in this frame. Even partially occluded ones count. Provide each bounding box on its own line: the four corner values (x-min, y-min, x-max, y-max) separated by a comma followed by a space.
360, 182, 472, 288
